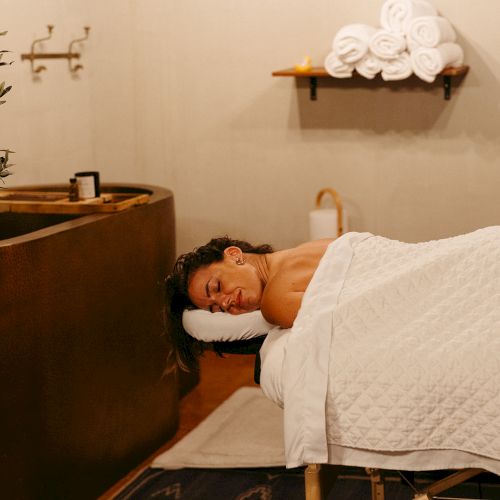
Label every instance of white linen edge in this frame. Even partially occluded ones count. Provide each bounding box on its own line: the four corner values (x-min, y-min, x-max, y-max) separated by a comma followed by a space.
283, 232, 374, 467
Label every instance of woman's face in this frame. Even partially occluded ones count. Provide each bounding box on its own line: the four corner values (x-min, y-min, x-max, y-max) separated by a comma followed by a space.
187, 250, 263, 314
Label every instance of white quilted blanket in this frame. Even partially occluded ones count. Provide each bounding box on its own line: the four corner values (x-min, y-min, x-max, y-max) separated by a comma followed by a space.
282, 227, 500, 469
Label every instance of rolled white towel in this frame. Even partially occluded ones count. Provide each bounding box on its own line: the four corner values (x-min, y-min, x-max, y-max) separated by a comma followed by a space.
380, 0, 438, 33
369, 29, 407, 60
355, 52, 382, 79
332, 24, 377, 64
381, 51, 413, 81
407, 15, 456, 48
410, 42, 464, 82
324, 51, 354, 78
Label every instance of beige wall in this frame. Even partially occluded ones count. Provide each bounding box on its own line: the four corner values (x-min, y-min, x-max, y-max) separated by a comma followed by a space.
3, 1, 500, 254
3, 0, 94, 185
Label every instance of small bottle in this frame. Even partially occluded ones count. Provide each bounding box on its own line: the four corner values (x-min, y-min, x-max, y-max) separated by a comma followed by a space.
68, 177, 79, 202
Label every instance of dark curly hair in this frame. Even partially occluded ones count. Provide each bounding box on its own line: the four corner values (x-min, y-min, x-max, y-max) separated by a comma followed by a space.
165, 236, 273, 372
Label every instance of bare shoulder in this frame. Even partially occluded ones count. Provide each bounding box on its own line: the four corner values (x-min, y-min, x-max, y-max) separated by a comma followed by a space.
269, 240, 331, 289
260, 238, 333, 328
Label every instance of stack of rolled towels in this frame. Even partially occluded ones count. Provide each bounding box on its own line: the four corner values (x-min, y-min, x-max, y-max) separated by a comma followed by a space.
324, 0, 464, 82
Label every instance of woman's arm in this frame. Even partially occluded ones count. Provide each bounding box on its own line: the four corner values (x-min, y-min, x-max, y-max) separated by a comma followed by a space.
260, 239, 332, 328
261, 288, 304, 329
260, 254, 313, 328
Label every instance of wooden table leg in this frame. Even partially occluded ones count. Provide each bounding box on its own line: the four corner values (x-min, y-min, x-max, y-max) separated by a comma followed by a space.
305, 464, 341, 500
366, 468, 385, 500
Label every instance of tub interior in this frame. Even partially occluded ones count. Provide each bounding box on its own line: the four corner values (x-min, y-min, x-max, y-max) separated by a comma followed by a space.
0, 212, 85, 240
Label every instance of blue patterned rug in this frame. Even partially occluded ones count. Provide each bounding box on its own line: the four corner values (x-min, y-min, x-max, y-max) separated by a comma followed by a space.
115, 467, 306, 500
114, 466, 500, 500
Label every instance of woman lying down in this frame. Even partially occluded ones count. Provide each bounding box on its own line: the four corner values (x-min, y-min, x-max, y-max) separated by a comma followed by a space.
165, 234, 329, 371
166, 227, 500, 472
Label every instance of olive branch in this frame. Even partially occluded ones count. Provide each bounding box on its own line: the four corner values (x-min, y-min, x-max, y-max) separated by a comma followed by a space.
0, 148, 15, 182
0, 29, 15, 185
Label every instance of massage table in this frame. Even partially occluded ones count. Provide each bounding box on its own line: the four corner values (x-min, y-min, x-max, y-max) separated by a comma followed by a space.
213, 341, 496, 500
257, 228, 500, 500
196, 227, 500, 499
211, 341, 496, 500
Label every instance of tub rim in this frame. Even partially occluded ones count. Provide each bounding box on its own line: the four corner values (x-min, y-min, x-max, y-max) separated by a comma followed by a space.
0, 183, 173, 248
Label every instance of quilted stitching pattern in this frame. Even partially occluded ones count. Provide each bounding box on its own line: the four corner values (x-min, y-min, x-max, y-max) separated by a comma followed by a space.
326, 227, 500, 458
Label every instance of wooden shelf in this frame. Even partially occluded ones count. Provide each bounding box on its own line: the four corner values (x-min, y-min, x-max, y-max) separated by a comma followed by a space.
272, 65, 469, 100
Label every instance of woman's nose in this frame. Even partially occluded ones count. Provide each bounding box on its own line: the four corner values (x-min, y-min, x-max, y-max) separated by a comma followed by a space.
220, 295, 231, 311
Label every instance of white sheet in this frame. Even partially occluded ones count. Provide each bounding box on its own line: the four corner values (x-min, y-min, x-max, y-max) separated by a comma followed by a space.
262, 228, 500, 473
283, 232, 372, 466
259, 326, 288, 408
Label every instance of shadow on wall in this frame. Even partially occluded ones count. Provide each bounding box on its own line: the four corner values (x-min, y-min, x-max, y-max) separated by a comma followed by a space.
175, 215, 232, 253
294, 75, 464, 131
176, 212, 302, 254
274, 39, 500, 139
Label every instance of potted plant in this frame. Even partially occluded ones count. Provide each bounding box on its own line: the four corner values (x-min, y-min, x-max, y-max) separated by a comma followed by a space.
0, 29, 14, 184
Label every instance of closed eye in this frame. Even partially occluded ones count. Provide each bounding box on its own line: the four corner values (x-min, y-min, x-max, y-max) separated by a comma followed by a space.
207, 280, 222, 313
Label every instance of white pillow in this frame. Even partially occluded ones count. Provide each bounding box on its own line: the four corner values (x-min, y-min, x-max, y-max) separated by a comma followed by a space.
182, 309, 273, 342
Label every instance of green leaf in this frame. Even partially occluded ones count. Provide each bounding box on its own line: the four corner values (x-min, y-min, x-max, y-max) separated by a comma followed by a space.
0, 85, 11, 98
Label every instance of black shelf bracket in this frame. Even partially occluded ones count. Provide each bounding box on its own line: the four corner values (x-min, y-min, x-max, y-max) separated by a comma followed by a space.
309, 76, 318, 101
443, 75, 452, 100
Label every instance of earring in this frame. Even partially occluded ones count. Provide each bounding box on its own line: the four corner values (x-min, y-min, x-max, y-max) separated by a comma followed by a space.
236, 258, 245, 265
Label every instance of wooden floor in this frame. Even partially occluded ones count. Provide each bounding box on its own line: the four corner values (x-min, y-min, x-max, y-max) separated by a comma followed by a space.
100, 351, 258, 499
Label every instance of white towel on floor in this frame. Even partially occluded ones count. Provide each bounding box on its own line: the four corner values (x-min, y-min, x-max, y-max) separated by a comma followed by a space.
407, 15, 457, 49
380, 0, 438, 33
410, 42, 464, 82
332, 23, 377, 64
355, 52, 382, 79
370, 29, 407, 60
324, 51, 354, 78
381, 51, 413, 80
152, 387, 285, 469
